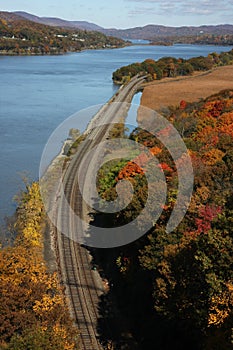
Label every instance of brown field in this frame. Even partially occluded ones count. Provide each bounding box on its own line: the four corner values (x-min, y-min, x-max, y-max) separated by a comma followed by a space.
140, 65, 233, 112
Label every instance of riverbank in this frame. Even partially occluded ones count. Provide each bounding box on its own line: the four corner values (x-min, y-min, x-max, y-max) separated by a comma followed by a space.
0, 42, 130, 56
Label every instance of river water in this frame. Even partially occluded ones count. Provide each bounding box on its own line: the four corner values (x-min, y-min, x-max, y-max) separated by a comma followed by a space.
0, 44, 232, 222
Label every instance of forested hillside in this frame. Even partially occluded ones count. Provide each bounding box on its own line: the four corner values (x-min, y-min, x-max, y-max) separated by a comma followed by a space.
94, 89, 233, 349
112, 49, 233, 84
0, 11, 127, 55
149, 33, 233, 46
104, 24, 233, 40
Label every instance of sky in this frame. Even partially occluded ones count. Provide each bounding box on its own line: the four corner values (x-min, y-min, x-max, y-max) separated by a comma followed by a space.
0, 0, 232, 28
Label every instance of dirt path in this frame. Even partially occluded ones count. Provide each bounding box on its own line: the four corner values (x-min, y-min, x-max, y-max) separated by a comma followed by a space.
140, 65, 233, 111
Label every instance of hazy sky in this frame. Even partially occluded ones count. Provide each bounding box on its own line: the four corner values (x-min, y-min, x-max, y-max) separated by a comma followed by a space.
0, 0, 232, 28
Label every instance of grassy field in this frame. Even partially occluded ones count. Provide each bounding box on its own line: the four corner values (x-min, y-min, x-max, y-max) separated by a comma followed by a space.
140, 65, 233, 112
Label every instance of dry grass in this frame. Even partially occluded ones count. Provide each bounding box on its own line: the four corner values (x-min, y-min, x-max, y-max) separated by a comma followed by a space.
140, 65, 233, 112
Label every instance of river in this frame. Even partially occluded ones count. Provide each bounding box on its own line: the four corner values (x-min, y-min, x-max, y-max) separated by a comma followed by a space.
0, 44, 232, 223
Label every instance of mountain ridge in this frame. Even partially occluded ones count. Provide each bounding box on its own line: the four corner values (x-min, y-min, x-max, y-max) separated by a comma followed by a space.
14, 11, 104, 32
13, 11, 233, 39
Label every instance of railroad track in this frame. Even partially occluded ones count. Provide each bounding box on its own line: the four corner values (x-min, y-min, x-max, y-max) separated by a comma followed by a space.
53, 76, 146, 350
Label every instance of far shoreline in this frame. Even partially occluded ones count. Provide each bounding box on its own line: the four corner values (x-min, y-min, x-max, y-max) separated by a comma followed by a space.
1, 42, 232, 57
0, 42, 131, 57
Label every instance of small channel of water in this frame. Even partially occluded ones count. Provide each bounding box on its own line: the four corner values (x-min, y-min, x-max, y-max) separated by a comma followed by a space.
125, 91, 142, 134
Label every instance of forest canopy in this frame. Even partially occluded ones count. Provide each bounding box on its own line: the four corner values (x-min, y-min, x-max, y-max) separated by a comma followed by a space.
95, 89, 233, 349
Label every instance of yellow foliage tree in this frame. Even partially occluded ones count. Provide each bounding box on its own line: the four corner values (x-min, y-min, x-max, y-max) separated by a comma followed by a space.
0, 182, 79, 349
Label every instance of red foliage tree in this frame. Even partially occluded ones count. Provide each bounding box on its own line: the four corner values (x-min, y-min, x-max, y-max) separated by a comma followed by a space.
196, 204, 222, 234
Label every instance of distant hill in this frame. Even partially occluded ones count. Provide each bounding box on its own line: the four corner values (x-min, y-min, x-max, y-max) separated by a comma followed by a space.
103, 24, 233, 40
14, 11, 104, 32
0, 11, 127, 55
0, 11, 26, 23
13, 11, 233, 40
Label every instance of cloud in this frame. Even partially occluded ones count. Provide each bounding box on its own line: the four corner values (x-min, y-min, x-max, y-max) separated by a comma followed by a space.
126, 0, 233, 18
128, 7, 158, 16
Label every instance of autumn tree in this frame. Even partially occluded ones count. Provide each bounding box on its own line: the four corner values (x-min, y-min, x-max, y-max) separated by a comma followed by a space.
0, 183, 79, 349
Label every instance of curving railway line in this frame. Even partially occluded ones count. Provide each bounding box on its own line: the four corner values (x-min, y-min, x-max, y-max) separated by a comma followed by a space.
53, 75, 146, 349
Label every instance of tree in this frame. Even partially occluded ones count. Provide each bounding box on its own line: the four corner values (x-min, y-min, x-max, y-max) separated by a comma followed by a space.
0, 183, 79, 349
5, 326, 71, 350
